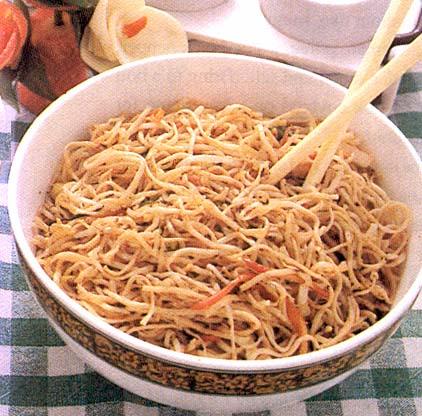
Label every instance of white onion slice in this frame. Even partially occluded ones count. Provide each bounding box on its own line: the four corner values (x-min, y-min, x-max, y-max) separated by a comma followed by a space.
108, 6, 188, 64
88, 0, 146, 62
80, 27, 120, 73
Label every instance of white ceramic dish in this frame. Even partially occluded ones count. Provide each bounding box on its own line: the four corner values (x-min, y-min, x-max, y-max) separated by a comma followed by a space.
260, 0, 391, 47
145, 0, 227, 12
8, 53, 422, 413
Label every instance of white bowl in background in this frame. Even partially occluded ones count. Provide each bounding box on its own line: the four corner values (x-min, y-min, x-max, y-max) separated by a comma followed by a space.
8, 53, 422, 413
145, 0, 228, 12
260, 0, 391, 47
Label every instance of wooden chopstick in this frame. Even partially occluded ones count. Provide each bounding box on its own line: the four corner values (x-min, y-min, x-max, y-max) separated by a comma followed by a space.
266, 33, 422, 186
303, 0, 414, 188
349, 0, 414, 93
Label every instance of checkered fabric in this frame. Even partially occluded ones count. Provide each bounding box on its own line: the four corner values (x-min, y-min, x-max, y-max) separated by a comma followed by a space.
0, 69, 421, 416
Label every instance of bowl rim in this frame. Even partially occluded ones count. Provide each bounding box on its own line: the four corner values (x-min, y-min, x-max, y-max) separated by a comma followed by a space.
262, 0, 385, 7
8, 52, 422, 373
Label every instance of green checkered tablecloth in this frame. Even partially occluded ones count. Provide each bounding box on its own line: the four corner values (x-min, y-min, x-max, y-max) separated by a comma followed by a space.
0, 70, 421, 416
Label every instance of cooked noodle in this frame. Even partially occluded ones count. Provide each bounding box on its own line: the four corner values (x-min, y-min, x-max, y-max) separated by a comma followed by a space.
33, 103, 410, 359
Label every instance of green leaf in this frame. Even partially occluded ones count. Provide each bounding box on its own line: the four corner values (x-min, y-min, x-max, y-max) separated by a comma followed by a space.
69, 7, 95, 42
24, 0, 70, 7
65, 0, 98, 7
19, 0, 98, 9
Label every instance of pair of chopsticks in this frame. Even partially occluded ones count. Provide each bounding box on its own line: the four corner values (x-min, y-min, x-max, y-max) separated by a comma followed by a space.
267, 0, 421, 187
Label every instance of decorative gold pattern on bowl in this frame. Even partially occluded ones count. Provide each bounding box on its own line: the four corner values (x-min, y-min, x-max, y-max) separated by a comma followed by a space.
19, 249, 395, 395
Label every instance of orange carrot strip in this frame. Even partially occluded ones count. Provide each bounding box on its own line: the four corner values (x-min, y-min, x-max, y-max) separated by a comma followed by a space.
244, 259, 269, 274
122, 16, 147, 38
241, 270, 256, 280
310, 283, 329, 299
257, 284, 278, 302
191, 279, 240, 311
244, 259, 305, 284
202, 334, 221, 344
282, 274, 305, 284
151, 107, 165, 122
192, 274, 253, 311
285, 297, 308, 354
245, 258, 327, 298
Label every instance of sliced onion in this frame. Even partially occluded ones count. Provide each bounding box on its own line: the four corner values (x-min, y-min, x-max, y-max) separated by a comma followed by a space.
80, 27, 119, 73
87, 26, 112, 60
87, 0, 115, 61
88, 0, 146, 62
108, 6, 188, 64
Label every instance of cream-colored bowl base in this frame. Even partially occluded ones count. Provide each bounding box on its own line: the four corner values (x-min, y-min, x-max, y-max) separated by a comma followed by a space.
49, 319, 356, 414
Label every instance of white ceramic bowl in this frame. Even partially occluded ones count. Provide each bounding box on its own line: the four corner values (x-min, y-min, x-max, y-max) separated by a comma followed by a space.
145, 0, 227, 12
260, 0, 391, 47
8, 53, 422, 414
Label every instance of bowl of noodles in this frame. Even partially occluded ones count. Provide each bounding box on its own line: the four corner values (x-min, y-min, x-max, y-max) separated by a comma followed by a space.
8, 53, 422, 413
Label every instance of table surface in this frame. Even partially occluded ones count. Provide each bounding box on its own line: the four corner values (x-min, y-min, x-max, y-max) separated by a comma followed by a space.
0, 63, 421, 416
